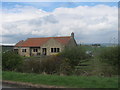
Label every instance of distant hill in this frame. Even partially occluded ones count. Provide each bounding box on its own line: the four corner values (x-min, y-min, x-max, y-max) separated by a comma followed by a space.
80, 43, 118, 47
100, 43, 118, 47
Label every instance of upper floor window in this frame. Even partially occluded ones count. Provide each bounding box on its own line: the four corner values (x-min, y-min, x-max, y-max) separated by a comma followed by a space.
33, 48, 38, 52
51, 48, 60, 53
22, 49, 26, 52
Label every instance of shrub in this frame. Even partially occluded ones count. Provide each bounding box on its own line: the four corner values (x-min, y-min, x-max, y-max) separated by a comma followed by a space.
99, 46, 119, 75
19, 56, 63, 74
18, 60, 42, 73
41, 56, 62, 74
59, 58, 73, 75
2, 51, 23, 71
19, 55, 73, 75
58, 46, 89, 67
99, 46, 119, 69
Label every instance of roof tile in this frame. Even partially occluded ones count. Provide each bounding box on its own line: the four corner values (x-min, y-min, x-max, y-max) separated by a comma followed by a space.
15, 36, 71, 47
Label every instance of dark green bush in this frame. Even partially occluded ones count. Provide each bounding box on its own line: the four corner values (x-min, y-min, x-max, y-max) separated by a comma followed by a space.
99, 46, 119, 75
19, 59, 42, 73
41, 56, 62, 74
2, 51, 23, 71
59, 58, 73, 75
58, 46, 89, 67
99, 46, 119, 69
18, 55, 73, 75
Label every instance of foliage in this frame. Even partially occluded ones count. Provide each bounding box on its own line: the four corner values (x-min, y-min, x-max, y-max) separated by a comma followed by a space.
59, 58, 73, 75
18, 46, 91, 75
99, 46, 119, 69
2, 51, 23, 71
3, 45, 119, 77
18, 59, 41, 73
95, 46, 120, 76
18, 56, 72, 75
3, 71, 118, 88
40, 56, 62, 74
58, 46, 89, 67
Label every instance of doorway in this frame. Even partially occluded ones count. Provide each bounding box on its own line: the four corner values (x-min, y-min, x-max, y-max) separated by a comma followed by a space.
42, 48, 47, 55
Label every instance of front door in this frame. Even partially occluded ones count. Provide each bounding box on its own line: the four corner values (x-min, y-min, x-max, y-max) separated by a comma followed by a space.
42, 48, 47, 55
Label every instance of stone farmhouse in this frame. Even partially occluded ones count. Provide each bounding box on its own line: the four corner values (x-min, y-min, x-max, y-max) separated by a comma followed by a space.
14, 32, 77, 57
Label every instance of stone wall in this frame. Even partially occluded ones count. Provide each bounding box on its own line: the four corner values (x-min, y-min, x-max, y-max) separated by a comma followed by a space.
14, 36, 77, 56
66, 37, 77, 47
41, 38, 65, 56
14, 47, 30, 57
30, 47, 41, 56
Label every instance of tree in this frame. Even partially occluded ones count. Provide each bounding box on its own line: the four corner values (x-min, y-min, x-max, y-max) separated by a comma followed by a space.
58, 46, 89, 67
99, 46, 119, 71
2, 51, 23, 71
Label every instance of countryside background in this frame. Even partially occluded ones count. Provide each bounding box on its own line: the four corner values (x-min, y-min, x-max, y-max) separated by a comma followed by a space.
1, 1, 119, 88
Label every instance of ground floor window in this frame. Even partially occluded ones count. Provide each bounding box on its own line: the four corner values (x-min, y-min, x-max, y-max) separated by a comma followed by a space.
22, 49, 26, 52
51, 48, 60, 53
14, 49, 18, 54
57, 48, 60, 52
33, 48, 38, 52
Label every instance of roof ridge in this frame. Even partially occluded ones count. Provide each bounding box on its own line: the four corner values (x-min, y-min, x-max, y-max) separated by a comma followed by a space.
27, 36, 71, 39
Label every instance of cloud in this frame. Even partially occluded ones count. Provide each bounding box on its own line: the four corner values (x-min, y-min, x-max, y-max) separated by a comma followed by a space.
1, 4, 118, 44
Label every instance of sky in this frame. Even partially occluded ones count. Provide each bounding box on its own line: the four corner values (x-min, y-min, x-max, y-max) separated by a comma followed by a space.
1, 2, 118, 45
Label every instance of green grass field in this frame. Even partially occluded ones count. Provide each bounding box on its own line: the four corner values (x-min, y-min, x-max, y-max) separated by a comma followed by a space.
2, 71, 118, 88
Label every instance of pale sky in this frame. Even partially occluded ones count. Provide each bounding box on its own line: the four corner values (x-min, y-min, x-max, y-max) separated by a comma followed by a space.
1, 2, 118, 45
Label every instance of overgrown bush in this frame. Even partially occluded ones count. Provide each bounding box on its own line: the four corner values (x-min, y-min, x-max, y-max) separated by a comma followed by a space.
99, 46, 119, 69
18, 59, 41, 73
59, 58, 73, 75
99, 46, 119, 76
58, 46, 89, 67
18, 55, 72, 75
2, 51, 23, 71
41, 56, 62, 74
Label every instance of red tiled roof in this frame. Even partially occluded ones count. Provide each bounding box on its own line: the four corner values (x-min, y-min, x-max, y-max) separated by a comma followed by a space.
15, 36, 71, 47
15, 40, 24, 47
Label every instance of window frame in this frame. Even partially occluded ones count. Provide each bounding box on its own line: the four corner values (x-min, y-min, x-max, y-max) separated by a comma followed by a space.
51, 48, 54, 52
51, 48, 60, 53
33, 48, 38, 52
57, 48, 60, 52
22, 49, 26, 52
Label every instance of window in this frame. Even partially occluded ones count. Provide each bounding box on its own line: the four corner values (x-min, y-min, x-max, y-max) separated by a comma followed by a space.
33, 49, 38, 52
51, 48, 54, 52
57, 48, 60, 52
22, 49, 26, 52
54, 48, 56, 52
14, 49, 18, 54
51, 48, 60, 53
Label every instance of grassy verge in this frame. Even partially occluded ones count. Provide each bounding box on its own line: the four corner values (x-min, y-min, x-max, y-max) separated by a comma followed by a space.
2, 71, 118, 88
0, 70, 2, 80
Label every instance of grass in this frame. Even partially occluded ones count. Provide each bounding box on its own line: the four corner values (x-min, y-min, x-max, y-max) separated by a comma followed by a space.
2, 71, 118, 88
77, 46, 117, 76
0, 70, 2, 80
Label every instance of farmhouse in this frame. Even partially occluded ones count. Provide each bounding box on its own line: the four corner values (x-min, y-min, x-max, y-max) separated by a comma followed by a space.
14, 32, 77, 56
